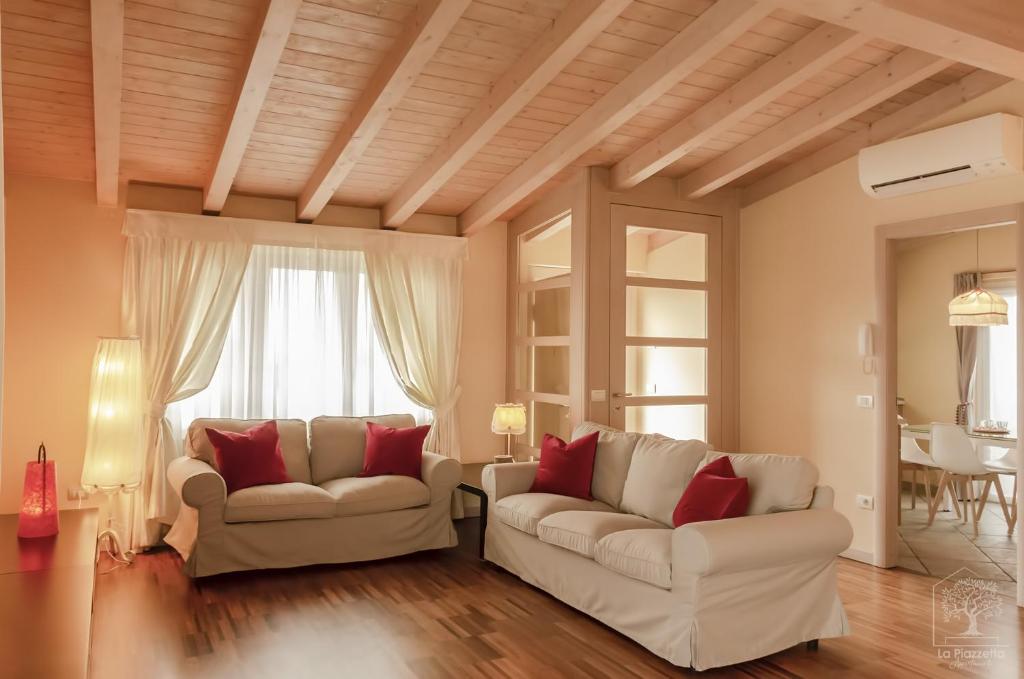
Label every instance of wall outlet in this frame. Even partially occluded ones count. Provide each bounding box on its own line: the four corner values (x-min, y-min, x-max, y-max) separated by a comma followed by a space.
67, 487, 88, 502
856, 494, 875, 510
856, 395, 874, 408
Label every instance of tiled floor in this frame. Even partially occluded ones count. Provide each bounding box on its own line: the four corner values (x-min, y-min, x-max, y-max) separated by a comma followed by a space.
897, 489, 1017, 593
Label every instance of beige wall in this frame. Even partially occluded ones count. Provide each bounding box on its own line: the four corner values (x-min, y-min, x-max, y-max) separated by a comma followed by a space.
0, 174, 507, 512
739, 80, 1024, 559
896, 226, 1016, 426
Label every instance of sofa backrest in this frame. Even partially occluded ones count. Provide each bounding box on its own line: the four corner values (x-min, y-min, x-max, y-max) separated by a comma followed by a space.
309, 414, 416, 484
572, 422, 641, 508
619, 434, 709, 525
187, 418, 312, 485
699, 451, 819, 515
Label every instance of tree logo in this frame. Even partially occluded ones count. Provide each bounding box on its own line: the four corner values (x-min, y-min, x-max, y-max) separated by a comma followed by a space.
932, 568, 1007, 669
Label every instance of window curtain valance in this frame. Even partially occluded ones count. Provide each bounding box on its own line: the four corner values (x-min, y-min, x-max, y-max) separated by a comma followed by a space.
124, 209, 468, 261
121, 210, 467, 548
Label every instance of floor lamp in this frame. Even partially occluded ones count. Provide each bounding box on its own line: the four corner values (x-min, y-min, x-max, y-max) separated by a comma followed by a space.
81, 337, 145, 564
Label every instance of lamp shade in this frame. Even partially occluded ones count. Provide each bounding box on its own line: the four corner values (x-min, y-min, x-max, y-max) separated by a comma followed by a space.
81, 338, 144, 491
491, 403, 527, 435
949, 287, 1009, 326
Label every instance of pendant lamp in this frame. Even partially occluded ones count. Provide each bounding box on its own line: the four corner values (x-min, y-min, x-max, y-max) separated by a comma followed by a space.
949, 230, 1008, 326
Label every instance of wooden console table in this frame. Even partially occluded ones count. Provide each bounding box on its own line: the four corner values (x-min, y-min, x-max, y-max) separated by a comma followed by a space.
0, 508, 99, 679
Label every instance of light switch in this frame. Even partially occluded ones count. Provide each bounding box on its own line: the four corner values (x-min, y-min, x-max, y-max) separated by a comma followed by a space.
856, 395, 874, 409
591, 389, 607, 402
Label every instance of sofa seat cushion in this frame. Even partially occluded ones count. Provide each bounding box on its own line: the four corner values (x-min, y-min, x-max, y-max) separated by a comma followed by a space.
595, 529, 673, 590
224, 482, 335, 523
494, 493, 614, 536
319, 475, 430, 517
537, 511, 664, 558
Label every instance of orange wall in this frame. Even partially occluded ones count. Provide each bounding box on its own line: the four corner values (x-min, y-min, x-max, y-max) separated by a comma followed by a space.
0, 174, 507, 512
1, 174, 125, 513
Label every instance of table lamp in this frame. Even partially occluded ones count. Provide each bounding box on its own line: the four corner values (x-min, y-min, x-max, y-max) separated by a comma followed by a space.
491, 403, 526, 462
81, 337, 144, 564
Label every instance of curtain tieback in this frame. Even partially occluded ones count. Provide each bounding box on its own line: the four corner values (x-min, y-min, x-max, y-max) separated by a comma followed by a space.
146, 401, 168, 419
432, 386, 462, 417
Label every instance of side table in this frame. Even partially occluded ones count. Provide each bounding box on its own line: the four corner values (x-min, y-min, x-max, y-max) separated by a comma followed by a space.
457, 480, 488, 560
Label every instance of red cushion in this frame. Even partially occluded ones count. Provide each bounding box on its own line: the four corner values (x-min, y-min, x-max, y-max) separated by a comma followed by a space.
359, 421, 430, 479
529, 431, 600, 500
672, 456, 749, 527
205, 420, 291, 494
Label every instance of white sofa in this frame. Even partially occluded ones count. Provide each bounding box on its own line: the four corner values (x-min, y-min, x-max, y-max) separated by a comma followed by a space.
482, 422, 853, 671
165, 414, 461, 577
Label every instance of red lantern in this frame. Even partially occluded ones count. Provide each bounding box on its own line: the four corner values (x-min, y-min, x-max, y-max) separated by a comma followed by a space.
17, 443, 59, 538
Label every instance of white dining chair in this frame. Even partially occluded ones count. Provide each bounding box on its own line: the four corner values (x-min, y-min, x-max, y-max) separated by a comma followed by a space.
899, 434, 943, 524
928, 423, 1014, 535
982, 448, 1018, 535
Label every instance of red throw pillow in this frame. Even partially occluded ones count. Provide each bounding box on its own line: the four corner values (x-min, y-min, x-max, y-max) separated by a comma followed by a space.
529, 431, 600, 500
205, 420, 291, 494
672, 456, 749, 527
360, 421, 431, 479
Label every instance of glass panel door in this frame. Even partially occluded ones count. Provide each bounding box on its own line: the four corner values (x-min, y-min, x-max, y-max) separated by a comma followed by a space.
609, 205, 722, 446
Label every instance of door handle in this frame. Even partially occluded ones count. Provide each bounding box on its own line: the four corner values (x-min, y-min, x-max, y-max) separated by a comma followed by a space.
612, 392, 633, 398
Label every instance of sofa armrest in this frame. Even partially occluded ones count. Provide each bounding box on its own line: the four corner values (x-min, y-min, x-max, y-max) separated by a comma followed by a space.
167, 456, 227, 512
481, 461, 539, 503
672, 509, 852, 579
422, 451, 461, 503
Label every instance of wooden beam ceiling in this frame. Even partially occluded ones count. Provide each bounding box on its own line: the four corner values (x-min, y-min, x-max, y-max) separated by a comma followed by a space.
90, 0, 125, 206
458, 0, 773, 234
676, 48, 953, 199
204, 0, 302, 215
610, 24, 870, 191
772, 0, 1024, 81
382, 0, 631, 228
740, 70, 1012, 206
296, 0, 470, 222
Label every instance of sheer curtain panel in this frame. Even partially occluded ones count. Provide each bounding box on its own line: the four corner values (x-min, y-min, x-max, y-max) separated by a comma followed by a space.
122, 235, 251, 549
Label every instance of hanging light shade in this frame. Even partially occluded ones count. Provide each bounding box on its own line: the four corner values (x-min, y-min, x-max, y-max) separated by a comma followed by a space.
81, 337, 145, 491
948, 287, 1009, 326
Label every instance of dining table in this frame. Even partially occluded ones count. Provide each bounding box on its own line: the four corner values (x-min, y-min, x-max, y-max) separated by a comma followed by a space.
903, 424, 1017, 450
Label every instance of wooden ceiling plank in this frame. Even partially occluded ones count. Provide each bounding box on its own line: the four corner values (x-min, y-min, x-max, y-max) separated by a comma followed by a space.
676, 48, 953, 198
771, 0, 1024, 80
610, 23, 871, 190
458, 0, 773, 234
296, 0, 470, 221
382, 0, 631, 227
203, 0, 302, 213
740, 69, 1012, 206
90, 0, 124, 205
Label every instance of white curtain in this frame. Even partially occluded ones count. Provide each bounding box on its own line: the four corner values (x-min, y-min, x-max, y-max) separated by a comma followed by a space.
974, 281, 1018, 449
168, 245, 429, 436
122, 235, 251, 549
364, 251, 464, 460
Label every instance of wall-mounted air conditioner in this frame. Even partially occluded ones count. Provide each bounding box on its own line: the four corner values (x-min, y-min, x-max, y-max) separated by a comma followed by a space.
858, 113, 1023, 198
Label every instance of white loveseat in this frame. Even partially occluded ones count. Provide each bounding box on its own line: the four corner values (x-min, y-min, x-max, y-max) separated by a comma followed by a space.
482, 422, 853, 671
165, 414, 461, 577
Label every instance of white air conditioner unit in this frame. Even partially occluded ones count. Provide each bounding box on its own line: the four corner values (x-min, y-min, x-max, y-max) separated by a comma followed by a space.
858, 113, 1023, 198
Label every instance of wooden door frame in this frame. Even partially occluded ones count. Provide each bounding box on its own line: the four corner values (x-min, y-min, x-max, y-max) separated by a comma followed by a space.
875, 203, 1023, 606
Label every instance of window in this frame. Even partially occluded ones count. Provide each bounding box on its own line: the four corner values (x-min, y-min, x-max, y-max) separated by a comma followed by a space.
974, 275, 1017, 436
168, 245, 428, 444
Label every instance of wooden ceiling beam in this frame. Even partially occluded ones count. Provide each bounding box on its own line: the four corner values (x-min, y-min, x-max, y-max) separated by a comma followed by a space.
458, 0, 772, 235
204, 0, 302, 214
611, 24, 870, 191
740, 70, 1012, 206
382, 0, 631, 227
90, 0, 125, 206
677, 48, 952, 199
771, 0, 1024, 80
296, 0, 469, 222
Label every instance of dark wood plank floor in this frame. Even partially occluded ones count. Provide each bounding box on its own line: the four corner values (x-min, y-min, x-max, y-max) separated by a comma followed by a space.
90, 520, 1024, 678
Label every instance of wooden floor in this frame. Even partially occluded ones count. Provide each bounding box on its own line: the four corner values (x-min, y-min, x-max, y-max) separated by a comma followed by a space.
91, 520, 1024, 679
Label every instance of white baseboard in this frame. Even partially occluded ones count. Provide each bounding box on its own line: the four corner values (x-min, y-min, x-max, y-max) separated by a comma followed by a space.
840, 548, 876, 566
